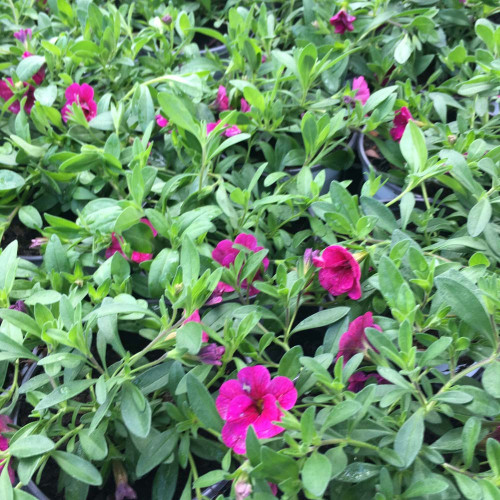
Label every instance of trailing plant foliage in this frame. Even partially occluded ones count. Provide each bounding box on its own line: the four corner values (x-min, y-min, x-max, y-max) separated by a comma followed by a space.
0, 0, 498, 499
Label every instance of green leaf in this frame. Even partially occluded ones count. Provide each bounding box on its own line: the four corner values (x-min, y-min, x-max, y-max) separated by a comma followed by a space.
487, 438, 500, 477
35, 379, 96, 411
467, 197, 492, 237
291, 307, 349, 334
302, 451, 332, 497
193, 470, 227, 488
462, 417, 481, 469
16, 56, 45, 81
394, 409, 424, 467
19, 206, 42, 229
435, 275, 493, 346
0, 170, 25, 191
0, 241, 18, 291
394, 35, 412, 64
51, 451, 102, 486
364, 86, 398, 113
34, 85, 57, 107
400, 121, 427, 173
121, 382, 151, 438
0, 332, 38, 361
186, 373, 223, 431
79, 428, 108, 461
420, 337, 452, 366
9, 435, 55, 458
452, 471, 482, 500
360, 196, 398, 233
136, 430, 178, 477
260, 447, 299, 482
176, 322, 202, 355
483, 363, 500, 398
0, 309, 41, 337
403, 477, 448, 498
158, 92, 199, 137
321, 400, 362, 430
45, 235, 70, 273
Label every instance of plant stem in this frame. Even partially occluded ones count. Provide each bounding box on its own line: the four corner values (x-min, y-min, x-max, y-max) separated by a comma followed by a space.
188, 452, 202, 500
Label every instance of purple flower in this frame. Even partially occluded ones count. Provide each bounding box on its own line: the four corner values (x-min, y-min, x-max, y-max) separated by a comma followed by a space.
14, 29, 32, 43
161, 14, 173, 25
198, 344, 225, 366
207, 120, 242, 137
0, 78, 36, 114
347, 371, 387, 392
9, 301, 26, 313
329, 10, 356, 34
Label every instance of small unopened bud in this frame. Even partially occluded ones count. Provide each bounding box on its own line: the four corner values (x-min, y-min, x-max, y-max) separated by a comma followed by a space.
311, 20, 319, 29
235, 479, 252, 500
447, 134, 457, 144
14, 81, 24, 90
352, 251, 368, 263
174, 283, 183, 294
162, 14, 172, 25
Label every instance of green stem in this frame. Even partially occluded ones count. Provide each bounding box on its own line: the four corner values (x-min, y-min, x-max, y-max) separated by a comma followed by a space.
188, 452, 202, 500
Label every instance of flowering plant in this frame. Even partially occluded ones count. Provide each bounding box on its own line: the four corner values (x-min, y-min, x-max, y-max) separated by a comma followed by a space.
0, 1, 498, 500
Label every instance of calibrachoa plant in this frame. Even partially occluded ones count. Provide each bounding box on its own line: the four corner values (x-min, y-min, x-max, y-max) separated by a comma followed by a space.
0, 0, 498, 499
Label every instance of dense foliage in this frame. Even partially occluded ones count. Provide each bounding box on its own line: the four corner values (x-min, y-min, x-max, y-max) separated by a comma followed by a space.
0, 0, 499, 499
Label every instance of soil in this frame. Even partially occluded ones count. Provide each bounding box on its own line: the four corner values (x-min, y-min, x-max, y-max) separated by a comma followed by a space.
2, 218, 41, 256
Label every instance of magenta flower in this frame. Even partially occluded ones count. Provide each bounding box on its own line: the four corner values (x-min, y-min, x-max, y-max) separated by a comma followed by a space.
337, 312, 381, 362
0, 78, 36, 114
14, 29, 32, 43
0, 416, 14, 484
155, 114, 168, 127
313, 246, 361, 299
213, 233, 269, 270
61, 83, 97, 123
352, 76, 370, 105
206, 281, 236, 305
329, 10, 356, 34
216, 365, 297, 454
105, 219, 157, 264
183, 310, 209, 342
347, 371, 387, 392
22, 52, 45, 85
162, 14, 173, 24
215, 85, 230, 111
207, 120, 242, 137
240, 98, 250, 113
198, 343, 225, 365
261, 54, 267, 63
390, 106, 413, 142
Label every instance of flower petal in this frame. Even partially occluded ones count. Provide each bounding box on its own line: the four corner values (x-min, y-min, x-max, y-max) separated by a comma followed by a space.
268, 376, 297, 410
216, 379, 245, 419
237, 365, 270, 400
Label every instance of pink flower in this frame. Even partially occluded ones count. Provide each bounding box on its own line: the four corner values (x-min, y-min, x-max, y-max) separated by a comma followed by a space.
9, 300, 26, 312
313, 246, 361, 299
14, 29, 32, 43
390, 106, 413, 142
224, 124, 241, 137
212, 233, 269, 294
347, 371, 387, 392
240, 98, 251, 113
329, 10, 356, 34
198, 343, 225, 365
216, 365, 297, 454
207, 120, 241, 137
206, 281, 235, 305
155, 114, 168, 127
352, 76, 370, 105
261, 54, 267, 63
213, 233, 269, 270
215, 85, 230, 111
61, 83, 97, 123
22, 51, 45, 85
304, 248, 320, 266
235, 480, 252, 500
0, 78, 35, 114
183, 310, 209, 342
0, 416, 15, 484
105, 219, 157, 263
337, 312, 381, 362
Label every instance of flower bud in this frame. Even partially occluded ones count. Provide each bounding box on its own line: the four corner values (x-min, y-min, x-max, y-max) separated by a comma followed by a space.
162, 14, 173, 25
447, 134, 457, 144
